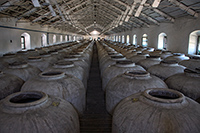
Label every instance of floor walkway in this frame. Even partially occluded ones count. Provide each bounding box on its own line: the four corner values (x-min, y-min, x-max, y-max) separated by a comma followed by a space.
80, 43, 112, 133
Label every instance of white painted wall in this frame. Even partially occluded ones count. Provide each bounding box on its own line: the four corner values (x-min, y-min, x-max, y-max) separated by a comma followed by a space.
0, 17, 82, 55
111, 14, 200, 54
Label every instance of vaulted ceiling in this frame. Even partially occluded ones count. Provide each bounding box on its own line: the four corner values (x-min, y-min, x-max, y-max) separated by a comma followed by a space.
0, 0, 199, 35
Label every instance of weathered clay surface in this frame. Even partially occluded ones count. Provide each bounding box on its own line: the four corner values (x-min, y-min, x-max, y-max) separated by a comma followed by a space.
164, 53, 189, 63
0, 72, 24, 100
21, 71, 86, 114
128, 53, 148, 63
3, 62, 41, 81
106, 71, 168, 114
137, 56, 161, 70
0, 91, 79, 133
165, 69, 200, 101
148, 61, 185, 80
102, 60, 145, 90
112, 88, 200, 133
45, 61, 87, 88
27, 56, 50, 71
179, 59, 200, 70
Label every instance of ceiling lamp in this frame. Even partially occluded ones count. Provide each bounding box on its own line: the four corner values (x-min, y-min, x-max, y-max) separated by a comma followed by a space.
152, 0, 161, 8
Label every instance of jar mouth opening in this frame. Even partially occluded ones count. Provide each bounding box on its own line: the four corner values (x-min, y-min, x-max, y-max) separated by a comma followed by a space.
147, 56, 160, 58
111, 55, 125, 59
3, 53, 16, 57
17, 51, 27, 54
4, 91, 48, 108
116, 60, 134, 65
55, 61, 74, 66
144, 89, 184, 103
10, 93, 43, 104
184, 68, 200, 74
161, 60, 178, 64
125, 71, 149, 77
28, 56, 42, 60
9, 61, 27, 66
41, 71, 63, 76
173, 53, 184, 56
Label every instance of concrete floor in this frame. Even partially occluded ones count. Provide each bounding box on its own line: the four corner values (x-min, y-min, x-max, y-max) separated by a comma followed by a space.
80, 43, 112, 133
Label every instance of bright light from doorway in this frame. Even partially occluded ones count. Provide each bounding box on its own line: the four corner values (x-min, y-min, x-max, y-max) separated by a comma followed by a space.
90, 30, 100, 35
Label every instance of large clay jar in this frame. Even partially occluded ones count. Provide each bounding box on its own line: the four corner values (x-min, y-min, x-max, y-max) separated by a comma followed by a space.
3, 62, 41, 81
164, 53, 189, 63
102, 60, 145, 91
21, 71, 86, 114
179, 56, 200, 70
165, 68, 200, 101
63, 55, 89, 78
2, 53, 24, 64
100, 55, 126, 75
0, 91, 79, 133
45, 61, 87, 89
27, 56, 50, 71
106, 71, 168, 114
0, 71, 24, 100
137, 56, 161, 70
148, 60, 185, 80
112, 88, 200, 133
160, 51, 173, 59
129, 53, 148, 63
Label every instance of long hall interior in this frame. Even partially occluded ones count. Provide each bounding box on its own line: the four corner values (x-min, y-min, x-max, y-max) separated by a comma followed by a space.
0, 0, 200, 133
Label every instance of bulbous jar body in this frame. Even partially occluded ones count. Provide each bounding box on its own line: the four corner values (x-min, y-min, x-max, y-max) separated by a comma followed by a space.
45, 61, 87, 89
27, 56, 50, 71
129, 53, 148, 63
160, 51, 173, 59
102, 60, 145, 91
3, 62, 41, 81
0, 91, 80, 133
63, 55, 89, 79
148, 61, 185, 80
106, 71, 167, 114
165, 69, 200, 101
0, 71, 24, 100
137, 56, 161, 70
100, 55, 126, 75
112, 88, 200, 133
179, 57, 200, 70
164, 53, 189, 63
21, 71, 86, 114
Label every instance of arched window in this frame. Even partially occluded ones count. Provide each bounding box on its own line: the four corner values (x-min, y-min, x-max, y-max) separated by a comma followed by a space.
116, 36, 118, 42
65, 35, 68, 42
158, 33, 167, 49
122, 35, 125, 43
53, 35, 56, 43
41, 34, 47, 46
21, 32, 31, 50
188, 30, 200, 55
60, 35, 63, 42
133, 34, 137, 45
127, 35, 130, 44
142, 34, 148, 47
119, 36, 121, 42
73, 36, 76, 41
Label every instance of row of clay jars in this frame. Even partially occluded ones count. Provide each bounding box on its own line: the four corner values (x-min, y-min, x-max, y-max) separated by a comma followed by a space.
112, 88, 200, 133
0, 91, 80, 133
106, 70, 168, 114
